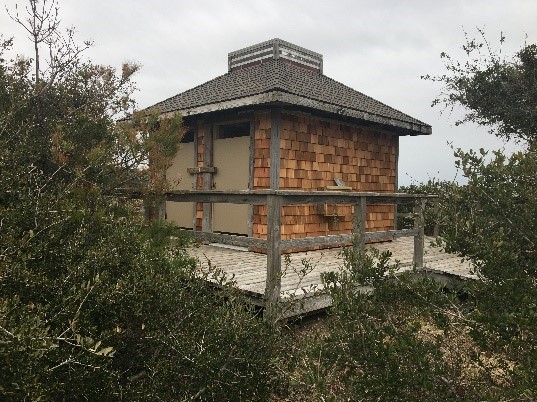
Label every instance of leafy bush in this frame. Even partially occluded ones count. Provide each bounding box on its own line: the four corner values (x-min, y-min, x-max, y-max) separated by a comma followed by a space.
280, 248, 502, 401
0, 18, 281, 400
1, 185, 281, 400
437, 146, 537, 399
421, 31, 537, 399
397, 178, 458, 236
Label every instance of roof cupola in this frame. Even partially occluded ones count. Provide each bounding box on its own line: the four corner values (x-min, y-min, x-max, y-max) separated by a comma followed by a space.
228, 38, 323, 73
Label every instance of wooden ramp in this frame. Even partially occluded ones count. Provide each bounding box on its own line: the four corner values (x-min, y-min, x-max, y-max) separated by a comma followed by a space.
189, 236, 476, 317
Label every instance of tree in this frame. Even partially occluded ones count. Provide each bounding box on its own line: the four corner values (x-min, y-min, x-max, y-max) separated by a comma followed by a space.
397, 178, 459, 236
423, 29, 537, 143
0, 2, 281, 400
423, 31, 537, 399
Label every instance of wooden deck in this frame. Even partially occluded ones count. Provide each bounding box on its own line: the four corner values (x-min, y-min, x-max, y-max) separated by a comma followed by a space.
189, 236, 476, 317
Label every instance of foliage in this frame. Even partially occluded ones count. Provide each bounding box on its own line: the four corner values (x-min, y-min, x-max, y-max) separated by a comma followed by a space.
419, 30, 537, 399
395, 147, 537, 400
292, 29, 537, 401
280, 248, 502, 401
397, 178, 459, 236
439, 147, 537, 274
435, 146, 537, 399
0, 3, 281, 400
423, 29, 537, 143
4, 4, 537, 400
123, 109, 184, 222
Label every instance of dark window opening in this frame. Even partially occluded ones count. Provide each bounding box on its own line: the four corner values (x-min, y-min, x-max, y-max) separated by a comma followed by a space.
217, 122, 250, 139
182, 130, 195, 143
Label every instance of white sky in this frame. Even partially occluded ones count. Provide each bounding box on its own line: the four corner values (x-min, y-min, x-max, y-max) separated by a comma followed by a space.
2, 0, 535, 186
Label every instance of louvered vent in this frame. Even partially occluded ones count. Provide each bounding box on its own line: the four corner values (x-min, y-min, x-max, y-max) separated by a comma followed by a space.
228, 38, 323, 73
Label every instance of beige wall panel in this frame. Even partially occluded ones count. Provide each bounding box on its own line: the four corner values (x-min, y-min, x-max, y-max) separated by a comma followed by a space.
166, 142, 194, 228
213, 135, 249, 234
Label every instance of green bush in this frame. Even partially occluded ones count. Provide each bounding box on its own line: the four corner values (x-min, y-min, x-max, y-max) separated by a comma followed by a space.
421, 32, 537, 399
0, 26, 281, 401
437, 147, 537, 399
280, 248, 490, 401
394, 147, 537, 400
397, 178, 458, 236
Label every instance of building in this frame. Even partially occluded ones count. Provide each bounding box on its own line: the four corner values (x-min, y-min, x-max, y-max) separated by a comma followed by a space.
148, 38, 431, 242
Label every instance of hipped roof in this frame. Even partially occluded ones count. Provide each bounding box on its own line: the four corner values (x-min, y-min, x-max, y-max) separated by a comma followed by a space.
149, 41, 431, 136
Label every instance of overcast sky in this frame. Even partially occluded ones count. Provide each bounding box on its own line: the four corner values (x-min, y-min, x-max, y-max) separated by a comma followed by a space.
2, 0, 536, 186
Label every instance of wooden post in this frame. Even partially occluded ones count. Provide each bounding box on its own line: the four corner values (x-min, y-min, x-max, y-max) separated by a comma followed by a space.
202, 122, 213, 232
247, 116, 255, 237
413, 199, 425, 268
394, 135, 399, 231
433, 223, 440, 238
269, 109, 281, 190
353, 196, 367, 255
264, 193, 282, 324
432, 204, 440, 237
143, 198, 165, 224
192, 125, 199, 230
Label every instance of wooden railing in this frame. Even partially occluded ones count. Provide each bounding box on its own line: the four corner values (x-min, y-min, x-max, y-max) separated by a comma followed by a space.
135, 189, 436, 322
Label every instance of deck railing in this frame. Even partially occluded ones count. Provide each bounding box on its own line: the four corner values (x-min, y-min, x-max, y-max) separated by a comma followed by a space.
134, 190, 436, 322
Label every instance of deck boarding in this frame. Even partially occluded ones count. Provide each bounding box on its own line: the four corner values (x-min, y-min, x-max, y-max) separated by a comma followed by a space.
189, 236, 475, 315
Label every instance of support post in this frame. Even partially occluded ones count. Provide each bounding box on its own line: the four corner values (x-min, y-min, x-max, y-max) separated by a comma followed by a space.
269, 109, 281, 190
432, 204, 440, 237
247, 117, 255, 237
202, 122, 213, 232
264, 194, 282, 324
143, 198, 165, 224
192, 125, 199, 230
353, 196, 367, 255
413, 199, 425, 268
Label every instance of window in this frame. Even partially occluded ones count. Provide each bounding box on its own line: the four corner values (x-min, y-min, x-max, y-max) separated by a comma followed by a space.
217, 122, 250, 139
181, 130, 195, 143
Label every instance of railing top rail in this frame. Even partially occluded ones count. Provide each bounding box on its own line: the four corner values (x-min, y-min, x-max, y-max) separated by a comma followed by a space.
116, 189, 437, 205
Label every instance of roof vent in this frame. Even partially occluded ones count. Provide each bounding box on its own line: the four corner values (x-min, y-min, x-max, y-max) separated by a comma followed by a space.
228, 38, 323, 73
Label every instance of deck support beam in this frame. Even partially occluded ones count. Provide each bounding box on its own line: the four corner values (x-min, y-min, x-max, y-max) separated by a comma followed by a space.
264, 194, 282, 324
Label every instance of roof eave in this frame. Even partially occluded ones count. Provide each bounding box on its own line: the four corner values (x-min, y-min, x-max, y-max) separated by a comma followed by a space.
160, 91, 432, 136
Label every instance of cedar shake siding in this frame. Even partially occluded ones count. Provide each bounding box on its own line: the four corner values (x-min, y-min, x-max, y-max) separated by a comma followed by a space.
251, 112, 397, 242
145, 39, 431, 249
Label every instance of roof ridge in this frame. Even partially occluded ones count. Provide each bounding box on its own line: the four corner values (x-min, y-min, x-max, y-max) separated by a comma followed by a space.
271, 59, 427, 126
317, 72, 427, 126
151, 70, 232, 111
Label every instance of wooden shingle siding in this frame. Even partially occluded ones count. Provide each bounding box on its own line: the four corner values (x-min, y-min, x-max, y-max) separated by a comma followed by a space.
160, 40, 430, 242
252, 112, 272, 238
252, 112, 396, 244
253, 111, 271, 189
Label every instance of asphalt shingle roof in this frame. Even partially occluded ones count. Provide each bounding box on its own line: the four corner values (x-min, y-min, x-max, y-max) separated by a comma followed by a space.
151, 58, 430, 133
